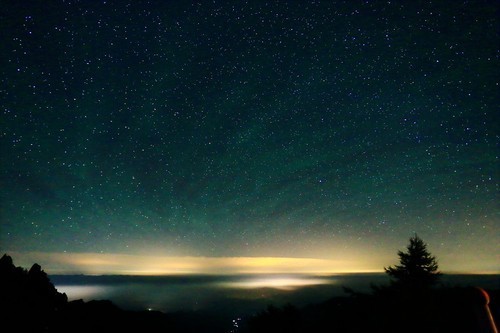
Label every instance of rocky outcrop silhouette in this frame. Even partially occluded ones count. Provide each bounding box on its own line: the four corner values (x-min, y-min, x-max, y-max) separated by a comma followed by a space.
0, 254, 68, 330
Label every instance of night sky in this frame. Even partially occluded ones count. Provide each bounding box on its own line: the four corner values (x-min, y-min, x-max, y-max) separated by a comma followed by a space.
1, 1, 498, 274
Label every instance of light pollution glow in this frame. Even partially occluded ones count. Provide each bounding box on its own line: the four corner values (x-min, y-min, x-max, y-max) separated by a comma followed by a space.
10, 252, 382, 275
220, 277, 334, 291
7, 251, 497, 276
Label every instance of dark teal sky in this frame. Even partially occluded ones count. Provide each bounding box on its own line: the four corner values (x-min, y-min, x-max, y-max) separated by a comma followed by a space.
1, 1, 498, 272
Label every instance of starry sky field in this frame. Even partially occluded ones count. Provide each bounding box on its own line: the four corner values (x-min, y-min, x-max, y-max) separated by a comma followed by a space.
1, 1, 498, 274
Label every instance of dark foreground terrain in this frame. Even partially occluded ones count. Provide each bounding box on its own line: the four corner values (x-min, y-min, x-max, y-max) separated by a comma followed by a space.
0, 254, 498, 332
243, 284, 499, 333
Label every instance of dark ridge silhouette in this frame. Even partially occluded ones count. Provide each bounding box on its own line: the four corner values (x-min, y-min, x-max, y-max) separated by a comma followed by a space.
0, 254, 228, 333
246, 304, 301, 333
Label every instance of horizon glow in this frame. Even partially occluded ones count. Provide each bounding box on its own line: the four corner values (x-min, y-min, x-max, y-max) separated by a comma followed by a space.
6, 251, 498, 276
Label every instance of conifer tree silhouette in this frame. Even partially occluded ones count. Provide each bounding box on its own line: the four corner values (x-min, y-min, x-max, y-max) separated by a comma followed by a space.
384, 234, 441, 289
